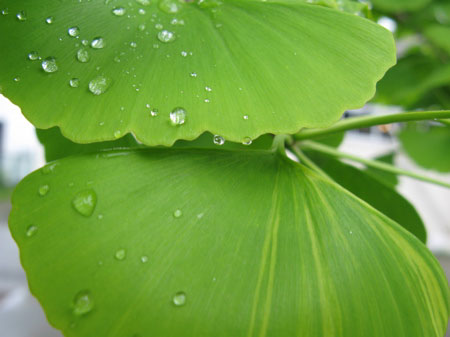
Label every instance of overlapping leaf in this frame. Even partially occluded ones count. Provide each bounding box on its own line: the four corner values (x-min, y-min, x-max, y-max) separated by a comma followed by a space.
9, 148, 449, 337
371, 0, 431, 13
0, 0, 395, 145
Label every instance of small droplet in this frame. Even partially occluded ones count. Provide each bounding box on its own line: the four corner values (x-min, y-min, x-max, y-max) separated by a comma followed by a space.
68, 26, 80, 37
190, 72, 197, 78
243, 115, 249, 120
76, 48, 90, 63
81, 39, 89, 46
39, 185, 50, 196
172, 292, 186, 306
73, 290, 94, 316
136, 0, 151, 5
157, 30, 175, 43
115, 249, 127, 261
159, 0, 181, 14
173, 209, 183, 218
112, 7, 126, 16
170, 107, 186, 126
205, 86, 212, 92
130, 41, 137, 48
13, 76, 20, 82
16, 11, 27, 21
242, 137, 253, 146
181, 51, 188, 57
97, 214, 104, 220
114, 130, 122, 138
45, 16, 54, 24
138, 8, 146, 15
69, 78, 80, 88
27, 51, 39, 61
91, 37, 105, 49
155, 23, 163, 30
72, 189, 97, 217
141, 256, 149, 263
138, 24, 146, 31
89, 75, 111, 95
1, 8, 9, 15
26, 225, 38, 238
41, 57, 58, 73
213, 135, 225, 146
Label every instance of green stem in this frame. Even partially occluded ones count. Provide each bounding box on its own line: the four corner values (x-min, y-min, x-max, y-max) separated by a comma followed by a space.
294, 110, 450, 141
300, 141, 450, 189
289, 145, 332, 180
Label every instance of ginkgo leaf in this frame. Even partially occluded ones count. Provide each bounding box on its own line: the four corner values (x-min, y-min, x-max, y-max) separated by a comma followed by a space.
371, 0, 431, 13
9, 148, 449, 337
0, 0, 395, 146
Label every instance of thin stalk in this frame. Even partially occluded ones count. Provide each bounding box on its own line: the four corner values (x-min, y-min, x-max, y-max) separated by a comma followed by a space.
300, 141, 450, 189
294, 110, 450, 141
289, 145, 332, 180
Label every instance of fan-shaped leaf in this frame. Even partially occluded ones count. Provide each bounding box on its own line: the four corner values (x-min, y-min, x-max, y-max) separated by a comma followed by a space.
9, 148, 448, 337
0, 0, 395, 145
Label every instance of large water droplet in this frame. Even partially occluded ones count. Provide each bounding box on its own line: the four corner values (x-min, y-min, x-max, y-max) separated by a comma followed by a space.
213, 135, 225, 146
172, 292, 186, 306
159, 0, 181, 14
170, 107, 186, 125
91, 37, 105, 49
157, 30, 175, 43
16, 11, 27, 21
89, 76, 111, 95
27, 51, 40, 61
112, 7, 127, 16
69, 78, 80, 88
26, 225, 38, 237
73, 290, 94, 316
115, 249, 127, 261
39, 185, 50, 196
72, 189, 97, 217
68, 26, 80, 37
76, 48, 90, 63
41, 57, 58, 73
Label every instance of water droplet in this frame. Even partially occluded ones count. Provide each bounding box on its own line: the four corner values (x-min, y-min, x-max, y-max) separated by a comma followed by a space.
171, 18, 185, 25
81, 39, 89, 46
173, 209, 183, 218
197, 0, 223, 8
213, 135, 225, 145
73, 290, 94, 316
42, 163, 58, 175
68, 26, 80, 37
91, 37, 105, 49
170, 107, 186, 126
138, 24, 146, 31
76, 48, 90, 63
97, 214, 104, 220
45, 16, 54, 24
72, 189, 97, 217
16, 11, 27, 21
172, 292, 186, 306
39, 185, 50, 196
69, 78, 80, 88
1, 8, 9, 15
138, 8, 146, 15
130, 41, 137, 48
159, 0, 181, 13
41, 57, 58, 73
205, 86, 212, 92
157, 30, 175, 43
136, 0, 151, 5
155, 23, 163, 30
243, 115, 249, 120
112, 7, 126, 16
180, 51, 188, 57
141, 255, 148, 263
190, 72, 197, 78
27, 51, 39, 61
204, 99, 210, 103
115, 249, 127, 261
242, 137, 253, 146
13, 77, 20, 82
26, 225, 38, 237
89, 76, 111, 95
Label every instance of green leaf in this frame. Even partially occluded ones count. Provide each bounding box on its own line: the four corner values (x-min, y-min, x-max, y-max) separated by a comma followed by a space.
371, 0, 431, 13
399, 123, 450, 173
364, 153, 399, 188
9, 148, 448, 337
0, 0, 395, 146
305, 151, 425, 242
37, 127, 140, 162
425, 24, 450, 55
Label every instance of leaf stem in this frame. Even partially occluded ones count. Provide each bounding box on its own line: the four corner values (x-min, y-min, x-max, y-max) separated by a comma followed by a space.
294, 110, 450, 141
299, 141, 450, 189
289, 145, 332, 180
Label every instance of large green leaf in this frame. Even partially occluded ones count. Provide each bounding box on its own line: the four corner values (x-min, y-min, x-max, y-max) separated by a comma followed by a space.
305, 151, 426, 242
371, 0, 431, 13
425, 24, 450, 55
399, 123, 450, 173
0, 0, 395, 146
9, 148, 449, 337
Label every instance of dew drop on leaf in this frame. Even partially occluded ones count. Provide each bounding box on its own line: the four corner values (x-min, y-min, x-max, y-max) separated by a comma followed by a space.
172, 292, 186, 306
243, 115, 249, 120
76, 49, 90, 63
141, 256, 149, 263
213, 135, 225, 146
89, 76, 111, 95
16, 11, 27, 21
69, 78, 80, 88
1, 8, 9, 16
45, 16, 54, 24
173, 209, 183, 218
114, 130, 122, 139
13, 77, 20, 82
136, 0, 151, 5
26, 225, 38, 238
242, 137, 253, 146
27, 51, 40, 61
72, 290, 94, 316
112, 7, 126, 16
115, 249, 127, 261
170, 107, 186, 125
38, 184, 50, 196
72, 189, 97, 217
91, 37, 106, 49
159, 0, 181, 14
68, 26, 80, 37
41, 57, 58, 73
157, 30, 175, 43
205, 86, 212, 92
